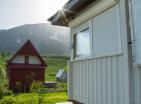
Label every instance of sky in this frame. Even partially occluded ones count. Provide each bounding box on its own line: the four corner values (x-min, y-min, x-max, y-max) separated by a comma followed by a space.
0, 0, 68, 29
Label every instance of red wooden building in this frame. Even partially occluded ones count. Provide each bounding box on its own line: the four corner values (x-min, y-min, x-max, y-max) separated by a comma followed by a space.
7, 40, 47, 92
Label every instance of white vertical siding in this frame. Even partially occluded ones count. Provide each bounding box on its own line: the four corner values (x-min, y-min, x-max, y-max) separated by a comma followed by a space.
117, 56, 124, 104
101, 58, 106, 104
93, 59, 97, 104
133, 67, 141, 104
68, 0, 130, 104
67, 61, 73, 99
69, 55, 126, 104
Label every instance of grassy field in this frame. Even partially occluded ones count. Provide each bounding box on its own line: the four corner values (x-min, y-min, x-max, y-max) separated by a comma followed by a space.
0, 92, 67, 104
44, 57, 67, 82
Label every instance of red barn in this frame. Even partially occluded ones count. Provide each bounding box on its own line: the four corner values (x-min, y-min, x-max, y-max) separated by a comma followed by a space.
7, 40, 47, 92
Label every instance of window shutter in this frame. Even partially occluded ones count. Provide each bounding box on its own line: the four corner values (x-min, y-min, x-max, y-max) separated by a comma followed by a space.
92, 5, 121, 57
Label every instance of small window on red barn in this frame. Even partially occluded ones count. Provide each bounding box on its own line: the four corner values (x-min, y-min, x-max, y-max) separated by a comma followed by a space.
29, 56, 41, 64
11, 55, 25, 64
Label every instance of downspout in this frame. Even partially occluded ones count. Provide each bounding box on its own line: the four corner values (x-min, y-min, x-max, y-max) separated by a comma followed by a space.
127, 0, 135, 63
126, 0, 134, 104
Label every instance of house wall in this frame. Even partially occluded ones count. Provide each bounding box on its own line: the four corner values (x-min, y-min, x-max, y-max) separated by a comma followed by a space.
68, 0, 130, 104
132, 67, 141, 104
9, 68, 45, 90
70, 56, 125, 104
129, 0, 141, 103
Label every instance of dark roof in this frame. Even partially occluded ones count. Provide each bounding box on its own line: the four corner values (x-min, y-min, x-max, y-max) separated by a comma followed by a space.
8, 40, 47, 66
16, 40, 40, 56
48, 0, 96, 26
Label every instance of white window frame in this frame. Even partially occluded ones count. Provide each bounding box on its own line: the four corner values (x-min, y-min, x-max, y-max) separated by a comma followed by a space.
71, 20, 92, 61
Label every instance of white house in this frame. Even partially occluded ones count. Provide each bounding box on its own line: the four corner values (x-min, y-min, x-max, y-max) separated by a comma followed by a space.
48, 0, 141, 104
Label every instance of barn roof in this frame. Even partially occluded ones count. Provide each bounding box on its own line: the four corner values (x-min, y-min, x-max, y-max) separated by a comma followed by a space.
8, 40, 47, 66
48, 0, 96, 26
15, 40, 40, 56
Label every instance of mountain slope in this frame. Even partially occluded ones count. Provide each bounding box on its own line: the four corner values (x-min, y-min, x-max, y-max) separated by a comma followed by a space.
0, 23, 70, 56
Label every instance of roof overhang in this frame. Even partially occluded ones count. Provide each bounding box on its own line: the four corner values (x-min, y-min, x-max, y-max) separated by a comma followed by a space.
48, 0, 96, 27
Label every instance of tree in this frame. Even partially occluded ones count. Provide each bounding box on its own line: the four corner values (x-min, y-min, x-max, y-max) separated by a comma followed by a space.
0, 56, 6, 83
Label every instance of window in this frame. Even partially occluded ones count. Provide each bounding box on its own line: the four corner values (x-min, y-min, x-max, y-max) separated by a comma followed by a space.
71, 20, 92, 60
29, 56, 41, 64
74, 28, 90, 58
11, 55, 25, 64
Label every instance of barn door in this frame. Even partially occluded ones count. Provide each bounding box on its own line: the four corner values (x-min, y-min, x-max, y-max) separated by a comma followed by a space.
130, 0, 141, 65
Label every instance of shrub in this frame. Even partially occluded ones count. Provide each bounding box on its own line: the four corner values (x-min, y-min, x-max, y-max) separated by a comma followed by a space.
0, 57, 7, 84
30, 81, 44, 93
0, 95, 14, 104
0, 57, 13, 99
13, 81, 23, 93
56, 83, 67, 91
48, 72, 56, 77
38, 94, 44, 104
0, 83, 13, 99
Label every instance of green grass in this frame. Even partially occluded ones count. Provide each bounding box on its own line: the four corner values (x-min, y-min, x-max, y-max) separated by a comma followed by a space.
44, 58, 67, 82
0, 92, 67, 104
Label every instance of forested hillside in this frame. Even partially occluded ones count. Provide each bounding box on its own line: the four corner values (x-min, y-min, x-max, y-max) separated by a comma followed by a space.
0, 23, 70, 56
